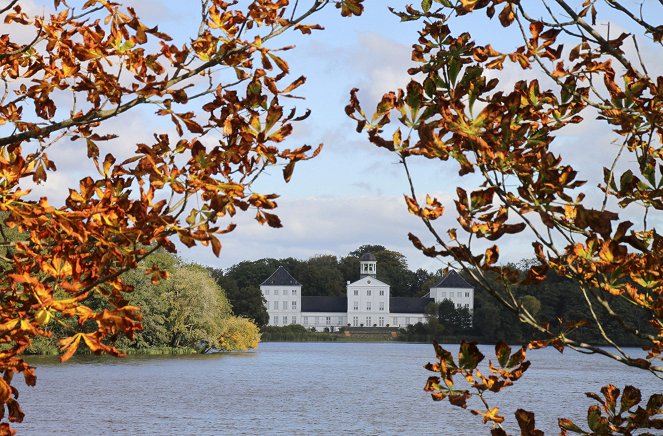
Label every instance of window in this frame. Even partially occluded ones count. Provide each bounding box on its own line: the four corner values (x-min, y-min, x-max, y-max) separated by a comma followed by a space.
379, 302, 384, 311
405, 317, 410, 325
441, 291, 446, 298
326, 316, 331, 325
366, 316, 372, 326
291, 317, 296, 324
264, 289, 269, 295
465, 304, 469, 308
366, 302, 371, 311
379, 317, 384, 327
379, 290, 384, 296
282, 301, 288, 310
353, 290, 358, 296
353, 302, 359, 311
291, 301, 297, 310
303, 316, 308, 325
292, 289, 297, 295
367, 290, 372, 296
457, 291, 462, 298
273, 316, 278, 325
465, 292, 470, 298
457, 303, 462, 308
283, 316, 288, 324
266, 301, 270, 310
353, 316, 359, 326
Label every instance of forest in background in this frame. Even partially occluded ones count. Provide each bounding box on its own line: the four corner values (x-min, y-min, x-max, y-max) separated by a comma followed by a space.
210, 244, 650, 346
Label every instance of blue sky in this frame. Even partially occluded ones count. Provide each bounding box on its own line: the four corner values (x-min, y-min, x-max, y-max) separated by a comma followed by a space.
15, 1, 661, 272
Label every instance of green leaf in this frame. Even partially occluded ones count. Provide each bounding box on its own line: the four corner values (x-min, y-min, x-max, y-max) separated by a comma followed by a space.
421, 0, 432, 13
587, 405, 610, 433
506, 346, 527, 368
448, 58, 461, 86
495, 341, 511, 368
458, 341, 484, 370
620, 385, 642, 413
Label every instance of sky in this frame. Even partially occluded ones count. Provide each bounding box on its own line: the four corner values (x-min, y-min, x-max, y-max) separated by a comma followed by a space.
10, 1, 662, 273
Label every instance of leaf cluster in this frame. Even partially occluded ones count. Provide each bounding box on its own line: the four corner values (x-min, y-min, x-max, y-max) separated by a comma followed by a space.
0, 0, 362, 429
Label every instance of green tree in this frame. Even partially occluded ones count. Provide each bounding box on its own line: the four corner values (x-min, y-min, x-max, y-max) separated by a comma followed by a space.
164, 265, 233, 349
296, 255, 346, 296
348, 245, 387, 258
120, 250, 178, 349
210, 267, 270, 328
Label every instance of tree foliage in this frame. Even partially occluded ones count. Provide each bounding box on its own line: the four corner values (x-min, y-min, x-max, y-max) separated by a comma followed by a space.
218, 316, 261, 351
346, 0, 662, 432
0, 0, 365, 430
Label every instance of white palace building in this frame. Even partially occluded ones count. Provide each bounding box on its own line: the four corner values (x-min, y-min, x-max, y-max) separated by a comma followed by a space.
260, 253, 474, 331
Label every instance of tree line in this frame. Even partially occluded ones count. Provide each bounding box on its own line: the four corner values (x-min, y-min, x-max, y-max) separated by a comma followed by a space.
406, 267, 652, 347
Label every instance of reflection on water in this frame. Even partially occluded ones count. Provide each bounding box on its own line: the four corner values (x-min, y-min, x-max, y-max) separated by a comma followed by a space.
15, 343, 660, 435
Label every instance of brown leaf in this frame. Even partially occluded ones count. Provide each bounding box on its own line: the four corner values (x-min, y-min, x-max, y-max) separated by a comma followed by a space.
515, 409, 543, 436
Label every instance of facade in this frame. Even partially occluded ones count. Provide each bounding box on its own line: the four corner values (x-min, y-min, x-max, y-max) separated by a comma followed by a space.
260, 254, 474, 331
428, 271, 474, 312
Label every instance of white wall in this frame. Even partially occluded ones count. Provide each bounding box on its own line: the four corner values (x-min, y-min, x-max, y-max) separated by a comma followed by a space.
261, 284, 302, 326
430, 286, 474, 312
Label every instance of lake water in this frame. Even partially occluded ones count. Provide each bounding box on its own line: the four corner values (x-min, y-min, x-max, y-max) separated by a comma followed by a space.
14, 342, 661, 435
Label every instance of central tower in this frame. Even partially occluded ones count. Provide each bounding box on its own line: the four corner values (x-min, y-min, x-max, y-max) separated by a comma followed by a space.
359, 252, 377, 279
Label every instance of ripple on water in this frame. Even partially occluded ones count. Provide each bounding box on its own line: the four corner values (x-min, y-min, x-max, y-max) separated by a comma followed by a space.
14, 343, 660, 435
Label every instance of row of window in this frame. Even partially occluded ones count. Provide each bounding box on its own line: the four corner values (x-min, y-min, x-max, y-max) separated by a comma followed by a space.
302, 316, 341, 325
351, 316, 386, 326
266, 301, 297, 310
350, 316, 421, 326
264, 289, 298, 296
440, 291, 471, 298
272, 316, 427, 327
267, 301, 468, 312
273, 316, 297, 325
352, 289, 385, 296
351, 301, 385, 311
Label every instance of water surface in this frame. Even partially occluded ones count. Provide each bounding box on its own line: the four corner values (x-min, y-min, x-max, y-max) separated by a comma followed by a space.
16, 342, 660, 434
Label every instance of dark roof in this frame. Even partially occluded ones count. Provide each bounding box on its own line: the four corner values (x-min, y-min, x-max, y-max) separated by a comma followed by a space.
432, 270, 472, 289
390, 297, 434, 314
301, 296, 347, 313
260, 266, 301, 286
360, 253, 376, 261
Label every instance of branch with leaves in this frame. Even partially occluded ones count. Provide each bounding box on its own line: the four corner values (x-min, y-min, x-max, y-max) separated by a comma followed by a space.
0, 0, 365, 431
347, 0, 661, 432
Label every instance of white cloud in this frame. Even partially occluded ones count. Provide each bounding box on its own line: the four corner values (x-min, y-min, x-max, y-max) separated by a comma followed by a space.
179, 195, 446, 271
178, 192, 542, 272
